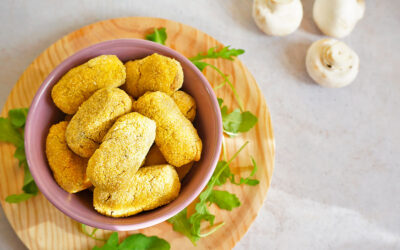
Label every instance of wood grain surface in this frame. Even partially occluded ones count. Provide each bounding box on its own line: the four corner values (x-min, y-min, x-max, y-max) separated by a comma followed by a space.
0, 17, 275, 250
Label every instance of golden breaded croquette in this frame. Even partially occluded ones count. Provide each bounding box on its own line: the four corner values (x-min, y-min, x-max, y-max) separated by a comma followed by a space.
52, 55, 126, 114
144, 144, 193, 181
124, 53, 183, 98
66, 88, 132, 158
93, 165, 180, 217
45, 121, 91, 193
87, 112, 156, 192
171, 90, 196, 122
133, 91, 202, 167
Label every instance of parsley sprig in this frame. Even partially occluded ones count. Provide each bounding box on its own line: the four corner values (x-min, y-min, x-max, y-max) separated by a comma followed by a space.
190, 48, 245, 112
0, 108, 38, 203
145, 27, 167, 45
219, 98, 258, 137
190, 46, 244, 62
167, 141, 259, 245
189, 46, 258, 136
92, 231, 170, 250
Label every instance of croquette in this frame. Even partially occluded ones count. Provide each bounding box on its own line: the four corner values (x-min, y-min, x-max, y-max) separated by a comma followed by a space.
144, 144, 193, 181
93, 164, 180, 217
52, 55, 126, 114
45, 121, 91, 193
133, 91, 202, 167
87, 112, 156, 192
66, 88, 132, 158
124, 53, 183, 98
171, 90, 196, 122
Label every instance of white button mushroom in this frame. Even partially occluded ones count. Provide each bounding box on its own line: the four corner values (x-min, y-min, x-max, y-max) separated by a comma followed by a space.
306, 39, 359, 88
252, 0, 303, 36
313, 0, 365, 38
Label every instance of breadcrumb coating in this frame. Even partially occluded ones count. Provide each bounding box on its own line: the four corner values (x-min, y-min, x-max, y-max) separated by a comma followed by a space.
133, 91, 202, 167
45, 121, 91, 193
171, 90, 196, 122
87, 112, 156, 192
124, 53, 183, 98
93, 165, 180, 217
52, 55, 126, 114
66, 88, 132, 158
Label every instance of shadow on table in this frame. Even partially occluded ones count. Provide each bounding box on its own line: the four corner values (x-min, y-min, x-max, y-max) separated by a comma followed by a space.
280, 40, 316, 86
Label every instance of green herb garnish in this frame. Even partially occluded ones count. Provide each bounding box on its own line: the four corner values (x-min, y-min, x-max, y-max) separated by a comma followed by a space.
166, 208, 199, 244
189, 45, 259, 138
81, 224, 107, 241
207, 190, 241, 211
168, 142, 255, 244
189, 46, 245, 111
0, 108, 38, 203
145, 28, 167, 45
215, 157, 260, 187
93, 232, 170, 250
218, 98, 258, 137
190, 46, 244, 62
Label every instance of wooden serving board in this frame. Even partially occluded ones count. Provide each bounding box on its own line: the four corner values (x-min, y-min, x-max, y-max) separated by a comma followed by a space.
0, 17, 275, 250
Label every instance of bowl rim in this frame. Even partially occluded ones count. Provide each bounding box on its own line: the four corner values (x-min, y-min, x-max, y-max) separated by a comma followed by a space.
25, 38, 223, 231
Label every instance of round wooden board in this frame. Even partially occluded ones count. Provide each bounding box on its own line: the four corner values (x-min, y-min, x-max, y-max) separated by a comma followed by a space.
0, 17, 275, 250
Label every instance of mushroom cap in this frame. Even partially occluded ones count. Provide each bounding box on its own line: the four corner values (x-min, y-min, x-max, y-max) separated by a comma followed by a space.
313, 0, 365, 38
252, 0, 303, 36
306, 38, 359, 88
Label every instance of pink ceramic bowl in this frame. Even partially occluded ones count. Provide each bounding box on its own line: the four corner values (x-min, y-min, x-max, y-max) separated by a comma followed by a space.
25, 39, 222, 231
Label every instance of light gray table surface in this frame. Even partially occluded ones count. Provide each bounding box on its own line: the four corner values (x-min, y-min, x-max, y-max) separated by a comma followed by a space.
1, 0, 399, 249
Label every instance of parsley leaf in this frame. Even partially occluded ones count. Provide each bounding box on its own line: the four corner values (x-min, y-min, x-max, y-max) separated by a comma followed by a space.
93, 232, 118, 250
190, 46, 244, 62
0, 117, 24, 146
93, 232, 170, 250
9, 108, 28, 128
207, 190, 241, 211
219, 98, 258, 137
20, 159, 39, 194
5, 193, 35, 203
14, 145, 26, 167
0, 108, 38, 203
145, 28, 167, 45
119, 233, 170, 250
167, 208, 199, 244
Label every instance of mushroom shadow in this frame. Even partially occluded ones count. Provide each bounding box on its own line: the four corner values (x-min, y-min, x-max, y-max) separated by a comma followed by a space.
300, 0, 321, 35
226, 0, 263, 34
281, 40, 316, 85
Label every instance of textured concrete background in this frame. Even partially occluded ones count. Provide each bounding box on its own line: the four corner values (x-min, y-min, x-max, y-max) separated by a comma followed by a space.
0, 0, 399, 249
